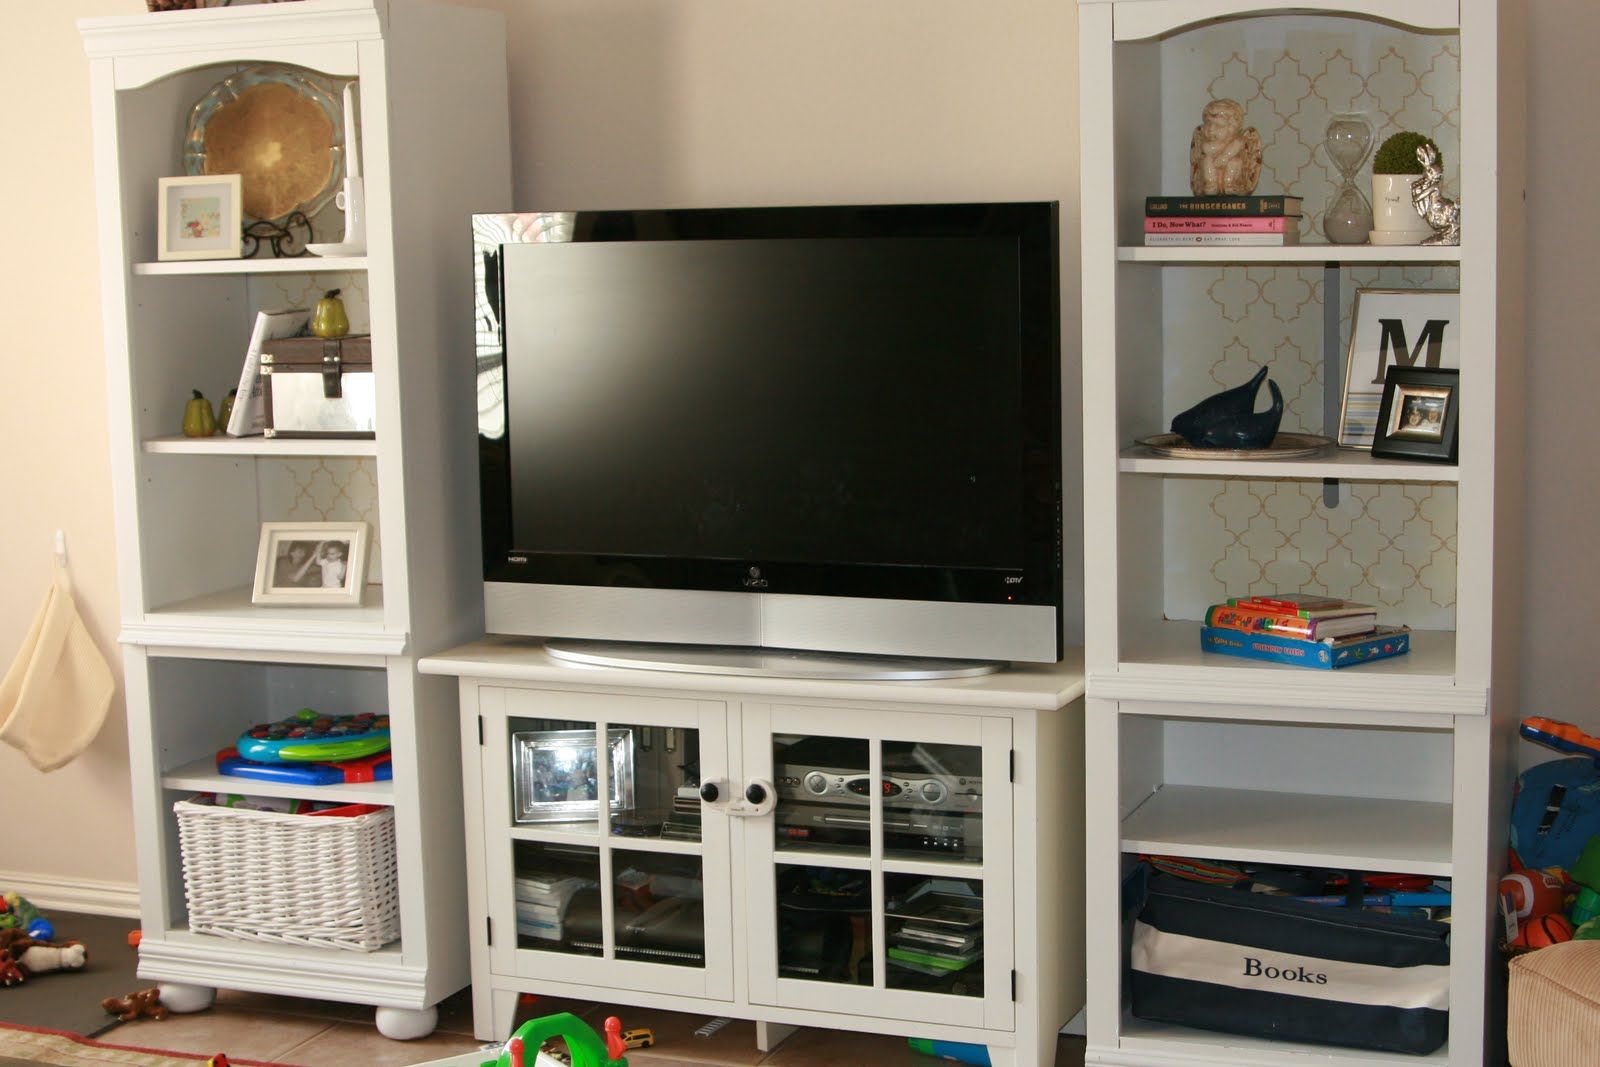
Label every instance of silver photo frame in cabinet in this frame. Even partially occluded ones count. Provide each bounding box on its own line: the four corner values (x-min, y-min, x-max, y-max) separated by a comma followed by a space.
512, 728, 635, 824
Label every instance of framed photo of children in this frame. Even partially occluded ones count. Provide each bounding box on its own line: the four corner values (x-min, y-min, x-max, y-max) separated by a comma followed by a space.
252, 521, 371, 606
1338, 288, 1459, 449
1370, 367, 1459, 463
157, 175, 242, 261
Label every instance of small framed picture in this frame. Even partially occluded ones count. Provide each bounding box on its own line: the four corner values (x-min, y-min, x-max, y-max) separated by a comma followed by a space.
1371, 367, 1460, 463
511, 728, 636, 824
157, 175, 242, 261
1339, 288, 1460, 449
252, 521, 371, 606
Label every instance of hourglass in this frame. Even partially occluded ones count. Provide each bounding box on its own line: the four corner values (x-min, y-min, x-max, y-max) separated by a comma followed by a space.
1322, 113, 1374, 244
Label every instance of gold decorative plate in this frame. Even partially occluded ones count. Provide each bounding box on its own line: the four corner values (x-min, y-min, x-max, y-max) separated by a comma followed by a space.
1135, 432, 1333, 459
184, 65, 343, 223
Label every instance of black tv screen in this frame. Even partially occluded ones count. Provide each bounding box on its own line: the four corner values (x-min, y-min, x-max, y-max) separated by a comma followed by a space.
476, 202, 1061, 632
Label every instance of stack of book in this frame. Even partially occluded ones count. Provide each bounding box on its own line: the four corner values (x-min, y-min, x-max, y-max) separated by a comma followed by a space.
513, 873, 592, 941
1143, 194, 1304, 247
1199, 593, 1411, 669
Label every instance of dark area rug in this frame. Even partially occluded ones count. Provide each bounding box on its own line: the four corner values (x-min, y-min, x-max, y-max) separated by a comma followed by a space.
0, 910, 142, 1038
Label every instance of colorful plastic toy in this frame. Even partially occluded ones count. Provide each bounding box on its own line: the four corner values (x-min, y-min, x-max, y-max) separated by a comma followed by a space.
236, 709, 390, 764
481, 1013, 628, 1067
907, 1037, 992, 1065
1568, 837, 1600, 926
0, 892, 54, 941
215, 747, 392, 785
1521, 717, 1600, 762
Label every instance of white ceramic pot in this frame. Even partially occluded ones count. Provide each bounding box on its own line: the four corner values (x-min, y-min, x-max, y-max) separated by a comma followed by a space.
1370, 173, 1434, 244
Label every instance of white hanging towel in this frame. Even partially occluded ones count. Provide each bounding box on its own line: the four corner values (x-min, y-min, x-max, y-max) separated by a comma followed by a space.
0, 575, 114, 772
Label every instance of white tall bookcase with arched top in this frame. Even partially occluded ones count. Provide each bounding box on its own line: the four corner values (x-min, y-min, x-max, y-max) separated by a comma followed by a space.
1076, 1, 1525, 1064
79, 0, 510, 1038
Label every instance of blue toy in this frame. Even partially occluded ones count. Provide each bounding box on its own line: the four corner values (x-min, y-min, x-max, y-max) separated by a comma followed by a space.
907, 1037, 992, 1065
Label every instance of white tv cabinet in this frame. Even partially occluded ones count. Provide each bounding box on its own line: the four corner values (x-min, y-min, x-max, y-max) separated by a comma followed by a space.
1077, 1, 1524, 1065
420, 639, 1086, 1067
80, 0, 510, 1037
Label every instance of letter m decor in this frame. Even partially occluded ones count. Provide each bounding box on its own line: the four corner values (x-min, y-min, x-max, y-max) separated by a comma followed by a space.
1339, 288, 1460, 449
1371, 317, 1450, 383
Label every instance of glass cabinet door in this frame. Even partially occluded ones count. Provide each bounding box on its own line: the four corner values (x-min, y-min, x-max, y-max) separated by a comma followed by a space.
480, 687, 733, 1002
744, 702, 1013, 1031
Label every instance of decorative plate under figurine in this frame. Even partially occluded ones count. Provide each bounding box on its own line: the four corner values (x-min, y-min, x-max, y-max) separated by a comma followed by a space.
1136, 432, 1332, 460
184, 64, 344, 223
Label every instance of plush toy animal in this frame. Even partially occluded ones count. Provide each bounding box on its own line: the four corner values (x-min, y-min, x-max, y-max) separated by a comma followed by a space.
0, 927, 87, 986
102, 987, 170, 1022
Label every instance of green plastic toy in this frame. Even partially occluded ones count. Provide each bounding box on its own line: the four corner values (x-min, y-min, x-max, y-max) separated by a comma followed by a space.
481, 1012, 628, 1067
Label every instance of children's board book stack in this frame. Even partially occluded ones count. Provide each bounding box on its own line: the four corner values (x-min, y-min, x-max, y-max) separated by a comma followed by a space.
1143, 195, 1303, 246
1199, 593, 1410, 669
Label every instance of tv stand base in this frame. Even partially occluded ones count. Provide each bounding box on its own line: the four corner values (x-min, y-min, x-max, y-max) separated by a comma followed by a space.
544, 638, 1002, 680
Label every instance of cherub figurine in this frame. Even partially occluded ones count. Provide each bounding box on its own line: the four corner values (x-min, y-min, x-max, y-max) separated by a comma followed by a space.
1189, 99, 1264, 196
1411, 143, 1460, 245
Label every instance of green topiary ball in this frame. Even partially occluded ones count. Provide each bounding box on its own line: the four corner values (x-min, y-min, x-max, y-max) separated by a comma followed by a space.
1373, 131, 1442, 175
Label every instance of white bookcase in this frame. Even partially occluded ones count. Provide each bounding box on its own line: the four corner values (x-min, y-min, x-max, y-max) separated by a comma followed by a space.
1076, 2, 1524, 1065
79, 0, 510, 1037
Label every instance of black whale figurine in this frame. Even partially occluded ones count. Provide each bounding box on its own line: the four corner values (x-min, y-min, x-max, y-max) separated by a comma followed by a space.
1170, 365, 1284, 449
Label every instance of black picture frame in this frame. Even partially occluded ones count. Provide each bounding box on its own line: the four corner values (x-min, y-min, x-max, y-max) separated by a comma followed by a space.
1370, 366, 1459, 463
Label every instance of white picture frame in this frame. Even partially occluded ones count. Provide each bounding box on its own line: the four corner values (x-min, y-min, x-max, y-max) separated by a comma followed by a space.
1338, 287, 1460, 449
252, 521, 371, 606
157, 174, 242, 261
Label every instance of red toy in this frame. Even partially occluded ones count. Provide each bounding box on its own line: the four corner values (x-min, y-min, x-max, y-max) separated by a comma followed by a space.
1500, 868, 1566, 920
1512, 913, 1575, 949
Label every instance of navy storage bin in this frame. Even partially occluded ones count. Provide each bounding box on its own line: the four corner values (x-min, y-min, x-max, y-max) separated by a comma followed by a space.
1131, 876, 1450, 1055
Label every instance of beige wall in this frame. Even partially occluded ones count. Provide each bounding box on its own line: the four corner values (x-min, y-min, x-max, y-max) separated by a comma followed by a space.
2, 0, 1592, 898
0, 0, 139, 902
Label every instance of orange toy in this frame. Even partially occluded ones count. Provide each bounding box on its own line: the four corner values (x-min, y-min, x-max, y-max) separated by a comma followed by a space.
1500, 868, 1567, 920
1512, 913, 1575, 949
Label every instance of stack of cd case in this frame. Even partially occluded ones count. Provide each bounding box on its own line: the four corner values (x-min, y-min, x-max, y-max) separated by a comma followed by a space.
886, 881, 984, 983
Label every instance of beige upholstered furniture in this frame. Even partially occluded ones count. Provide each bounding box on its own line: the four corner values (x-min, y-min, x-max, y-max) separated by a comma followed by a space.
1507, 941, 1600, 1066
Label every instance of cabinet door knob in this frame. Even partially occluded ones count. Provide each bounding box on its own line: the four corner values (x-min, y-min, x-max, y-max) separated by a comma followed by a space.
699, 782, 720, 803
745, 782, 768, 805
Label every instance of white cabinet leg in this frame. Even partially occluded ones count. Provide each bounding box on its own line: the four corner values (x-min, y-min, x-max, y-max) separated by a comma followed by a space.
156, 983, 214, 1014
985, 1046, 1018, 1067
755, 1020, 798, 1052
375, 1004, 438, 1040
489, 987, 521, 1042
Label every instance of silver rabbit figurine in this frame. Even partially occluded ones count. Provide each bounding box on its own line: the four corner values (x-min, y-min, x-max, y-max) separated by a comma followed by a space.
1412, 143, 1460, 246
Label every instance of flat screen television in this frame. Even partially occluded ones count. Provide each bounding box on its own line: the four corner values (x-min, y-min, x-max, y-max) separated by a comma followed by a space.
472, 202, 1062, 665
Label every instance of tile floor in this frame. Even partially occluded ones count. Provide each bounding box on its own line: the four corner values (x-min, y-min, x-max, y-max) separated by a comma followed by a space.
107, 989, 1087, 1066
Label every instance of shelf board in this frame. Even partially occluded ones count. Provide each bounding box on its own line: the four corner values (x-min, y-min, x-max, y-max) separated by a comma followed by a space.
1093, 621, 1478, 716
133, 256, 368, 276
881, 855, 987, 880
1115, 1014, 1448, 1065
143, 434, 378, 457
1119, 445, 1458, 482
1121, 784, 1453, 875
1117, 244, 1461, 265
122, 585, 404, 657
162, 758, 396, 806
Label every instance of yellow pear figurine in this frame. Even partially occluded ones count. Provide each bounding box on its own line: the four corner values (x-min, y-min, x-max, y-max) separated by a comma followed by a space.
310, 288, 350, 339
182, 389, 217, 437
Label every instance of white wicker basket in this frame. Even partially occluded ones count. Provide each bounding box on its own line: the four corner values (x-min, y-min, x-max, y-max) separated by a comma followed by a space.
174, 797, 401, 952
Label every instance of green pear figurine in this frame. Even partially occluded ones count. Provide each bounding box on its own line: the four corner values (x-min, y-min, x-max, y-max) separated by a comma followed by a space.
310, 289, 350, 339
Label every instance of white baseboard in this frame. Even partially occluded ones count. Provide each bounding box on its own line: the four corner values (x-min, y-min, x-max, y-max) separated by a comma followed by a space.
0, 869, 139, 918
